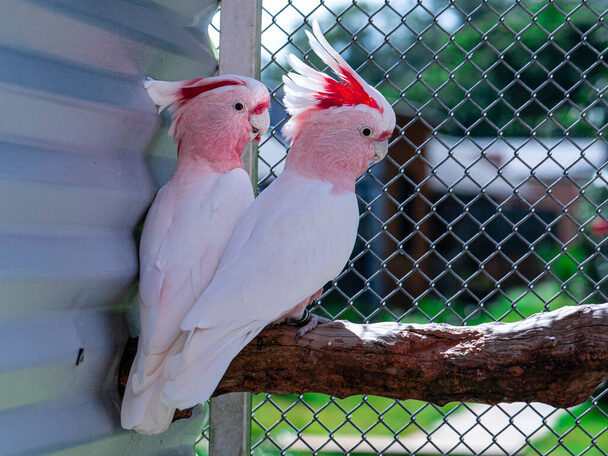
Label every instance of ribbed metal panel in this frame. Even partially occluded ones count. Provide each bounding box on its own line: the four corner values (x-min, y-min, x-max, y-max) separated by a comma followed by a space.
0, 1, 218, 454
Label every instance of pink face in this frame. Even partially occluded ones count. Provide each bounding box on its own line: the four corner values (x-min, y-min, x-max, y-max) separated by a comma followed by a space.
171, 80, 270, 172
285, 106, 394, 191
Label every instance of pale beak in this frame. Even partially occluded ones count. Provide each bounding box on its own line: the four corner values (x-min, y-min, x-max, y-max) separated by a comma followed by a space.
249, 112, 270, 142
374, 140, 389, 163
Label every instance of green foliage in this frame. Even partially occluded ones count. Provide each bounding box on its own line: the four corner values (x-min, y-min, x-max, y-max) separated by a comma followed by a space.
270, 0, 607, 138
409, 3, 608, 137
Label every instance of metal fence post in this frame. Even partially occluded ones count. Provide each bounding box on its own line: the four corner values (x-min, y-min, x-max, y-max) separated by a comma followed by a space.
209, 0, 262, 455
218, 0, 262, 189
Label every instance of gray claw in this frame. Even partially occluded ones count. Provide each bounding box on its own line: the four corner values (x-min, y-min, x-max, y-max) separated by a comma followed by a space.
295, 314, 332, 342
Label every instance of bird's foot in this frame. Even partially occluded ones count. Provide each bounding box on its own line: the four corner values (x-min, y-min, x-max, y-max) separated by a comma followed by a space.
271, 289, 323, 327
295, 313, 332, 342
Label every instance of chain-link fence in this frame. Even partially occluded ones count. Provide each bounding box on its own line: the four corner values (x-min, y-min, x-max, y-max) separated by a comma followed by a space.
200, 0, 608, 454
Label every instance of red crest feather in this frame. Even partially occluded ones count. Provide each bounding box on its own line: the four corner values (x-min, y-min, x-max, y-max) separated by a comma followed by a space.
316, 67, 380, 111
144, 76, 246, 114
180, 79, 245, 101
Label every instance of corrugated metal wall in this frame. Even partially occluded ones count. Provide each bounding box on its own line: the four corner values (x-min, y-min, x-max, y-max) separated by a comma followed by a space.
0, 1, 218, 454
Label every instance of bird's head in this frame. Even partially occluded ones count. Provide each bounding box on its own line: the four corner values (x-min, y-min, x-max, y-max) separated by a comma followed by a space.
282, 21, 396, 190
145, 75, 270, 171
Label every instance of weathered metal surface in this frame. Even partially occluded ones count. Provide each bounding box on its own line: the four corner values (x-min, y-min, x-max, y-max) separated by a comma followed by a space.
0, 0, 218, 454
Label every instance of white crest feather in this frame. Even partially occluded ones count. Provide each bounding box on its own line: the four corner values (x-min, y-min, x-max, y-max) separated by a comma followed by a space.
144, 78, 187, 114
282, 20, 394, 142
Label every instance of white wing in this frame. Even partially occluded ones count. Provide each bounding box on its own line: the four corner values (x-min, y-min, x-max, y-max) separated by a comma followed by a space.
135, 168, 254, 388
121, 168, 253, 432
162, 171, 359, 408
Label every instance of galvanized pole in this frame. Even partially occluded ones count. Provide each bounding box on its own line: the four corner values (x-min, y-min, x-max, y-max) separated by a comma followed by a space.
210, 0, 262, 455
218, 0, 262, 188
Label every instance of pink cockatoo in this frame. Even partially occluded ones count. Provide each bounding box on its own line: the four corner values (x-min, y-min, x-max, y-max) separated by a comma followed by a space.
160, 21, 395, 410
120, 75, 270, 434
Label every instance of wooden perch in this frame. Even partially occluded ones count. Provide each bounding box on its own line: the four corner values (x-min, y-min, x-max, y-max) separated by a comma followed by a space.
119, 303, 608, 418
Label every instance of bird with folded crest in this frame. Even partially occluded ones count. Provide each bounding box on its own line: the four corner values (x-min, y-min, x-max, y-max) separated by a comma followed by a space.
121, 75, 270, 434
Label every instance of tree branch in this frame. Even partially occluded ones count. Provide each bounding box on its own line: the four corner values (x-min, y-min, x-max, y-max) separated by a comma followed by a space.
119, 304, 608, 415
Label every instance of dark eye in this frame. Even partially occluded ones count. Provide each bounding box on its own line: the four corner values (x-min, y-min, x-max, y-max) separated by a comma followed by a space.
234, 102, 244, 111
361, 127, 372, 137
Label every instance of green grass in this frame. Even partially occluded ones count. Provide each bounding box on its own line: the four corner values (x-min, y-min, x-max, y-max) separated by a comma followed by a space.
318, 277, 579, 328
196, 394, 456, 455
197, 399, 608, 455
523, 401, 608, 456
250, 393, 457, 455
386, 279, 576, 327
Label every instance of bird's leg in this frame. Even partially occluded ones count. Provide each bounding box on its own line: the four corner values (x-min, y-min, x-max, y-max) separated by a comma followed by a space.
270, 289, 331, 341
273, 288, 322, 324
295, 313, 332, 342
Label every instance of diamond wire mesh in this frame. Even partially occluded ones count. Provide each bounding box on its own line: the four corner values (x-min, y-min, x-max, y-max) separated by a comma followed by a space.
199, 1, 608, 454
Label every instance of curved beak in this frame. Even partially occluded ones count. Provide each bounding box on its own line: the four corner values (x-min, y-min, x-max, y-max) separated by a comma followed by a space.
249, 111, 270, 143
374, 140, 389, 163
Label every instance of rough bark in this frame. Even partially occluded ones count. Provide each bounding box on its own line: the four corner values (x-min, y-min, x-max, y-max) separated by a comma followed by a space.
119, 303, 608, 415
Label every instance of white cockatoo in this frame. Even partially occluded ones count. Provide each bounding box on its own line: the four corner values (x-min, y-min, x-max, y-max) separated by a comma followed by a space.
161, 21, 396, 410
121, 75, 270, 434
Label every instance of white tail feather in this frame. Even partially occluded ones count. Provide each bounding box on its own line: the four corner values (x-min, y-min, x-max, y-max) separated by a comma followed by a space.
121, 370, 175, 435
130, 332, 187, 395
121, 333, 188, 434
162, 321, 263, 410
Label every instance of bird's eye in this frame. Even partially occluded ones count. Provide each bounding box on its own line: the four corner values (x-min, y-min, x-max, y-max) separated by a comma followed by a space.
361, 127, 372, 137
234, 102, 244, 111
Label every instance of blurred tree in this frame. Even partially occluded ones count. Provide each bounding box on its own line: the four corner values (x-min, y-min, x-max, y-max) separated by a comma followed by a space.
266, 0, 607, 138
